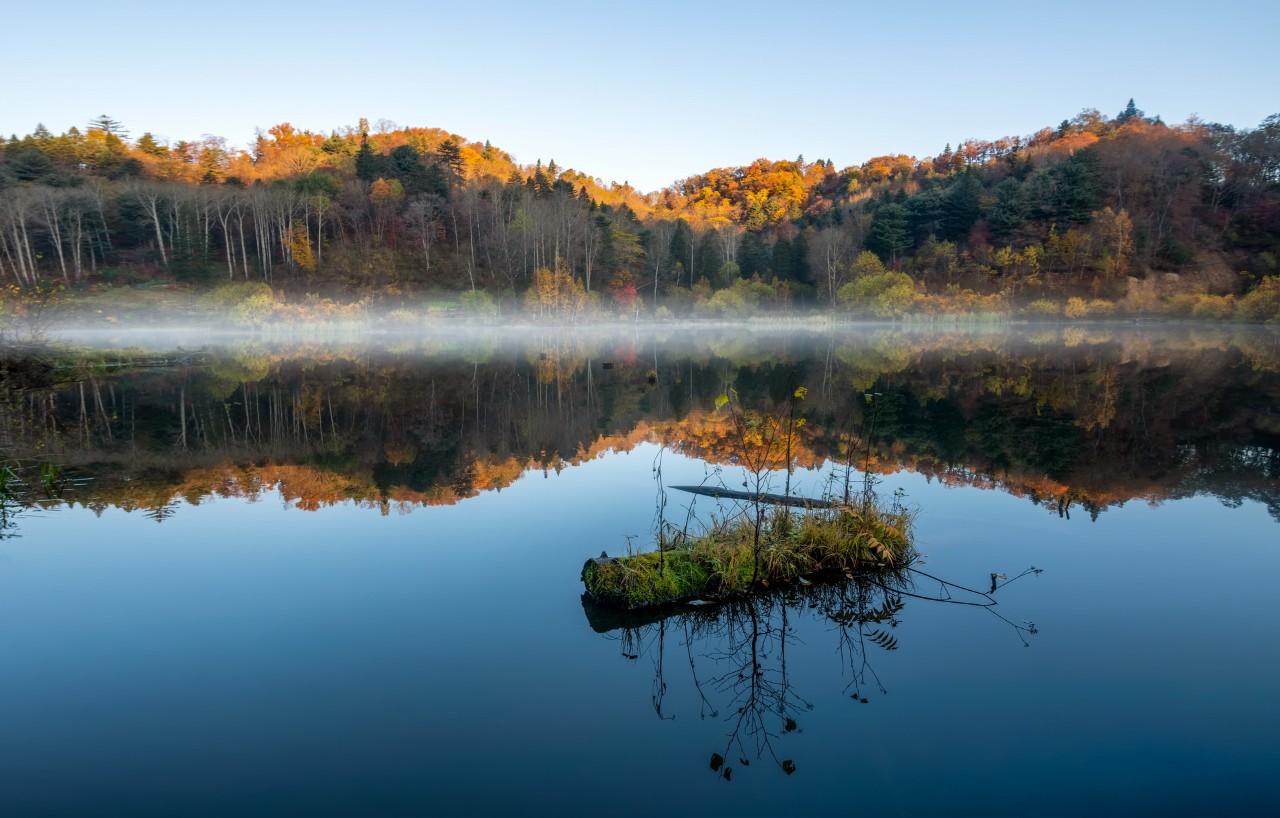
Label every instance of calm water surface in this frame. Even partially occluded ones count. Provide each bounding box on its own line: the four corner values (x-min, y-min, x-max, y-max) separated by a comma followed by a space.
0, 327, 1277, 816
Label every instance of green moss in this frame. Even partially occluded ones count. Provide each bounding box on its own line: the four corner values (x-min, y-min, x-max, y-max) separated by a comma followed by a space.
583, 503, 914, 609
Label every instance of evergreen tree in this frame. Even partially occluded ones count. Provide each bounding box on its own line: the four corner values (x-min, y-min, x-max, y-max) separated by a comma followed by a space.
988, 178, 1028, 238
907, 190, 945, 242
791, 231, 811, 284
355, 132, 381, 182
669, 220, 692, 282
867, 203, 911, 263
771, 236, 793, 280
437, 137, 465, 180
942, 170, 983, 241
1116, 98, 1143, 124
694, 231, 720, 281
391, 145, 437, 195
136, 132, 167, 157
10, 149, 54, 181
88, 115, 127, 137
737, 231, 770, 277
1051, 151, 1101, 225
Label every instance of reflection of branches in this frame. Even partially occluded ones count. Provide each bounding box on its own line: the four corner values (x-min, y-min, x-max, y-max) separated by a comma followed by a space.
589, 562, 1041, 781
143, 500, 180, 524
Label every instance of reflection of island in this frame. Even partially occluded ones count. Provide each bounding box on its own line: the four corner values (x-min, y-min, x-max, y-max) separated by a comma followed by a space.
583, 565, 1039, 780
0, 327, 1277, 523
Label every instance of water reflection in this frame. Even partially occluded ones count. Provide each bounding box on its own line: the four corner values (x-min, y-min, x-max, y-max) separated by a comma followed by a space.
0, 327, 1277, 531
585, 563, 1041, 781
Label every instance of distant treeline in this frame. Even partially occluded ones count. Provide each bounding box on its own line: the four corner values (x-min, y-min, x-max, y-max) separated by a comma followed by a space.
1, 103, 1278, 315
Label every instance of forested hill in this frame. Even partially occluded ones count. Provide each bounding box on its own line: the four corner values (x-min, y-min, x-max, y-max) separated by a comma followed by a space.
1, 103, 1278, 320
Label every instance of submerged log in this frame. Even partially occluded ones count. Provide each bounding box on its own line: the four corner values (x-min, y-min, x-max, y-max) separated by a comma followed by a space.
668, 484, 836, 509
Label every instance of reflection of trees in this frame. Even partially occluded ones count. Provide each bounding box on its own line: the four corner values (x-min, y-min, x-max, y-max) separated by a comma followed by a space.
589, 565, 1039, 781
0, 328, 1276, 522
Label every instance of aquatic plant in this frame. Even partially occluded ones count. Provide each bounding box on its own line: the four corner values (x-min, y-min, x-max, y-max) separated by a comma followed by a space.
581, 501, 915, 609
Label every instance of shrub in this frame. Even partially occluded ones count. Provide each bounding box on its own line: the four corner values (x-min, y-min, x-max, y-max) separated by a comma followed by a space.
1165, 293, 1199, 315
198, 281, 275, 325
1087, 299, 1117, 317
1189, 294, 1235, 321
837, 271, 917, 317
699, 277, 776, 317
1237, 277, 1280, 322
459, 289, 497, 316
1025, 298, 1061, 318
1064, 297, 1089, 319
715, 261, 742, 288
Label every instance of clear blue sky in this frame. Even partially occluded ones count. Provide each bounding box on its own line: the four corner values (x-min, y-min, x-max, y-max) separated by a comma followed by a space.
5, 0, 1277, 190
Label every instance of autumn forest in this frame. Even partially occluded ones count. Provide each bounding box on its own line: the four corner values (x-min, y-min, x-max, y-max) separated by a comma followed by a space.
2, 102, 1279, 321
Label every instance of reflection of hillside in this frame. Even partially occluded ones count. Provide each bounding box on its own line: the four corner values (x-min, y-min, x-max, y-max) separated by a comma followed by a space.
1, 328, 1277, 522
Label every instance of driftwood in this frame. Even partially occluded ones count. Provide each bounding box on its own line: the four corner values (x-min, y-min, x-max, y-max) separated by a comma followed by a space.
667, 484, 836, 509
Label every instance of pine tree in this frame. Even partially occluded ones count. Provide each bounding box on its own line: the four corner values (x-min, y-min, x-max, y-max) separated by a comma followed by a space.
942, 170, 983, 241
771, 236, 794, 280
1116, 98, 1143, 124
437, 137, 464, 180
355, 132, 381, 182
136, 132, 167, 157
89, 115, 127, 138
669, 220, 692, 281
867, 203, 911, 264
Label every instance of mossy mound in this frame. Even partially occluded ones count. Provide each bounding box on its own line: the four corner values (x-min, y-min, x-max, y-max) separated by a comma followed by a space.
582, 504, 914, 610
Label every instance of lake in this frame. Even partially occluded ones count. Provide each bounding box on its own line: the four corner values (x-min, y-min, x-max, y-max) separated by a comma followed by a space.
1, 325, 1277, 816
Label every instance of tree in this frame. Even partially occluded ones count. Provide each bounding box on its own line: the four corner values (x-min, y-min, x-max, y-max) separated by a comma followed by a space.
694, 231, 720, 284
288, 223, 316, 272
355, 132, 382, 182
867, 203, 910, 264
437, 138, 465, 181
88, 115, 127, 138
790, 230, 811, 284
1052, 151, 1101, 226
136, 133, 167, 157
771, 236, 793, 280
737, 231, 770, 277
1116, 98, 1143, 124
942, 170, 982, 241
988, 178, 1028, 238
669, 219, 692, 285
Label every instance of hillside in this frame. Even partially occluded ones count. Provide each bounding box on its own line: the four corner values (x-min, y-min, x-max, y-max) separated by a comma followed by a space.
1, 102, 1278, 322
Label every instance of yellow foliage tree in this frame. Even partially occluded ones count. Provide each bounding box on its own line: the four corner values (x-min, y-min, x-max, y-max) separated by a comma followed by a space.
288, 224, 316, 272
524, 265, 587, 320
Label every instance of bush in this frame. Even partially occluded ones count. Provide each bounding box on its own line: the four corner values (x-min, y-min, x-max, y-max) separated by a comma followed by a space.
1087, 299, 1117, 317
1024, 298, 1061, 318
1237, 277, 1280, 322
459, 289, 497, 317
1064, 297, 1089, 319
198, 281, 275, 325
1189, 294, 1235, 321
837, 271, 917, 317
1165, 293, 1200, 316
698, 277, 777, 317
909, 289, 1008, 317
